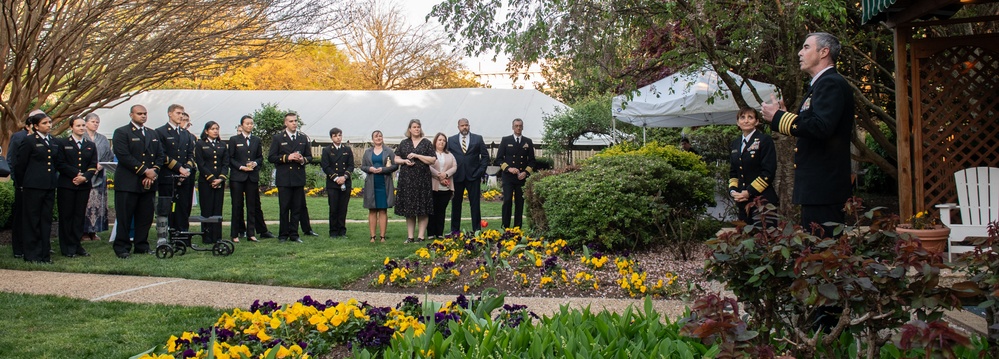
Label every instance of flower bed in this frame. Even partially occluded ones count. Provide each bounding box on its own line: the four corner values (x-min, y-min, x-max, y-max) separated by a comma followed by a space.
365, 228, 697, 299
137, 293, 720, 359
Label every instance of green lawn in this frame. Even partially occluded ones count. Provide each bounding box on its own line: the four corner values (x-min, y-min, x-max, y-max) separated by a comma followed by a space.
0, 292, 220, 359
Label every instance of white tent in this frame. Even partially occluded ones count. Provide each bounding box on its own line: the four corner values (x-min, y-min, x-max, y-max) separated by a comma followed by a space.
611, 63, 778, 128
90, 88, 570, 144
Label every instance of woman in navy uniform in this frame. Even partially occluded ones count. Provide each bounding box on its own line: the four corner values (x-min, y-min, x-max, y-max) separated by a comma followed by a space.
321, 127, 355, 239
728, 108, 778, 225
55, 116, 99, 257
13, 112, 58, 263
195, 121, 229, 244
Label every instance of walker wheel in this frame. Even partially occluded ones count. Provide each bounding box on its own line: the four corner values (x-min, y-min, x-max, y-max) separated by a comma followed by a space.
171, 241, 188, 256
221, 240, 236, 256
155, 245, 174, 259
213, 242, 233, 256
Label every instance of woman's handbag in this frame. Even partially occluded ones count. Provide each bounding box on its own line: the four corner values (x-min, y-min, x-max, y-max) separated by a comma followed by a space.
0, 155, 10, 177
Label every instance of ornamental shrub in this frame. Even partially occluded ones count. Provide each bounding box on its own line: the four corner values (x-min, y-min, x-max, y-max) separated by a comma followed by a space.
530, 153, 713, 251
591, 140, 708, 176
0, 180, 12, 229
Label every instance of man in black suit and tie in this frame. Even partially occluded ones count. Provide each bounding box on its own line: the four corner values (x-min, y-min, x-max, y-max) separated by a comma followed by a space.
6, 116, 33, 259
55, 116, 99, 257
112, 105, 164, 259
495, 118, 536, 229
762, 32, 853, 235
322, 127, 355, 238
448, 118, 490, 233
156, 104, 196, 232
228, 115, 267, 242
268, 113, 312, 242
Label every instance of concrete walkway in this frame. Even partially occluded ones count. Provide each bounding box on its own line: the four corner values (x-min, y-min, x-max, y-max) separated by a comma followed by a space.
0, 269, 690, 318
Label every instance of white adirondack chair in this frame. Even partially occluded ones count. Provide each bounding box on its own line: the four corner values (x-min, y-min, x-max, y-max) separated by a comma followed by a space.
935, 167, 999, 262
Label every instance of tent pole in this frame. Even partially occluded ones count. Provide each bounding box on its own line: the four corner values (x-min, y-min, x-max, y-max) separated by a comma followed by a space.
643, 127, 646, 145
611, 116, 617, 143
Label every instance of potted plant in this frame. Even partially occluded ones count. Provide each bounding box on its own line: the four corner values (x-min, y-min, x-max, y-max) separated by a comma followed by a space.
896, 210, 951, 254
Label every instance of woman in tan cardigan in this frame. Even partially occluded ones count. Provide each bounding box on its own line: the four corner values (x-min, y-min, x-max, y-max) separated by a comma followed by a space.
428, 132, 457, 239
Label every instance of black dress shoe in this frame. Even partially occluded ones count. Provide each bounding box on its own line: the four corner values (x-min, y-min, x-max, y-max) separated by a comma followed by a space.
64, 254, 77, 258
134, 250, 154, 255
290, 237, 303, 243
117, 253, 130, 259
14, 254, 24, 259
305, 231, 320, 237
260, 232, 276, 239
77, 252, 91, 257
278, 237, 288, 242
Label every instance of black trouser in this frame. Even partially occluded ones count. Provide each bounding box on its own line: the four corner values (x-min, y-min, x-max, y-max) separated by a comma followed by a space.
21, 188, 54, 262
501, 180, 525, 229
229, 180, 259, 238
114, 190, 154, 255
253, 191, 269, 235
277, 186, 304, 239
300, 200, 313, 233
430, 190, 453, 237
160, 176, 194, 231
801, 203, 845, 238
327, 185, 350, 236
451, 180, 481, 232
57, 187, 90, 256
198, 181, 224, 244
11, 186, 23, 257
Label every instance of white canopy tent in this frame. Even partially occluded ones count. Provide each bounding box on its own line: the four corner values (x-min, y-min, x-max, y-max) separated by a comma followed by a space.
611, 63, 778, 129
90, 88, 572, 145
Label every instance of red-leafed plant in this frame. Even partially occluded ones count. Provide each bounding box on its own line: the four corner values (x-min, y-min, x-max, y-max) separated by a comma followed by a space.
702, 197, 969, 358
679, 292, 773, 358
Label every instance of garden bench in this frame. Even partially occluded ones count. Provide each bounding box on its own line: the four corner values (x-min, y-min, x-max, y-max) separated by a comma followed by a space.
935, 167, 999, 261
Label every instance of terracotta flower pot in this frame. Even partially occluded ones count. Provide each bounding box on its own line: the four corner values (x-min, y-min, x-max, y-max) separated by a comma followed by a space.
897, 225, 951, 254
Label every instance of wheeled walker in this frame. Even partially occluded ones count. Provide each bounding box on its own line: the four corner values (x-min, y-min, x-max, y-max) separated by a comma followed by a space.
154, 176, 235, 259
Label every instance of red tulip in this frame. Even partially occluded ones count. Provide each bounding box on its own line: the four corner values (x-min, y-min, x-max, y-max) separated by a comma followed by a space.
480, 220, 489, 228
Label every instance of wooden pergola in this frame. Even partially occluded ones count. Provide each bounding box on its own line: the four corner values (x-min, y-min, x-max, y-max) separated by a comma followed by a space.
863, 0, 999, 218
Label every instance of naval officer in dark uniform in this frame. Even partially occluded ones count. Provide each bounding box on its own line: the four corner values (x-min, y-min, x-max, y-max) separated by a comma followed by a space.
112, 104, 164, 259
12, 112, 57, 263
321, 127, 355, 239
55, 116, 99, 257
228, 116, 266, 242
6, 116, 33, 259
762, 32, 853, 236
495, 118, 536, 229
268, 112, 312, 242
156, 104, 196, 232
728, 108, 778, 225
195, 121, 229, 244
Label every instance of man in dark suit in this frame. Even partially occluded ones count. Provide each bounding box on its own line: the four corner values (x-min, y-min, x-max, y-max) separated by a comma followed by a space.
55, 116, 98, 257
13, 112, 57, 263
762, 32, 853, 235
156, 104, 196, 232
228, 115, 267, 242
268, 113, 312, 242
6, 116, 33, 259
112, 104, 164, 259
447, 118, 490, 233
322, 127, 355, 238
495, 118, 536, 229
762, 32, 854, 332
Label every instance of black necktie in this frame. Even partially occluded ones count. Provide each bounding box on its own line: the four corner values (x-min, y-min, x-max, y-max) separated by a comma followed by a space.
77, 140, 82, 149
516, 137, 520, 144
44, 136, 50, 146
742, 139, 749, 153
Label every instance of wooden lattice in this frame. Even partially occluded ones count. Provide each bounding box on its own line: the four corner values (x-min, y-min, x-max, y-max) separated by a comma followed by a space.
915, 46, 999, 212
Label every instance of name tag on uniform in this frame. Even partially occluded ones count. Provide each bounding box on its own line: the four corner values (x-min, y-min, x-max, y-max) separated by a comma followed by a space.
132, 138, 140, 141
236, 143, 244, 147
506, 144, 514, 147
152, 138, 158, 142
202, 146, 211, 149
281, 142, 288, 145
36, 143, 44, 147
64, 146, 74, 149
166, 136, 175, 140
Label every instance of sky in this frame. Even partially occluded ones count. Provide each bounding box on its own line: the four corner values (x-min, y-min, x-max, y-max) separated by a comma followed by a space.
400, 0, 518, 76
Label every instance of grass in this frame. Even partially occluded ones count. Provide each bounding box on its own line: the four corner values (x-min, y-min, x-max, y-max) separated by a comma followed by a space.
0, 292, 220, 359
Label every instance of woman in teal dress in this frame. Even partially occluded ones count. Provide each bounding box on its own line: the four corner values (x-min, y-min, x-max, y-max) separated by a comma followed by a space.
360, 130, 398, 242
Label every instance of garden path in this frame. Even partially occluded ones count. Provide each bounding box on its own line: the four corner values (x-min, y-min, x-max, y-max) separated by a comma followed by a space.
0, 269, 690, 318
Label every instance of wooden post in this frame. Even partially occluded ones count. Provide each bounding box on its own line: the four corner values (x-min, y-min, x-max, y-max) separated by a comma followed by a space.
895, 26, 914, 219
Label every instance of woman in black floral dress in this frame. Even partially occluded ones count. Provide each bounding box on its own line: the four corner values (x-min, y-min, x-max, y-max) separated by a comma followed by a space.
394, 119, 436, 242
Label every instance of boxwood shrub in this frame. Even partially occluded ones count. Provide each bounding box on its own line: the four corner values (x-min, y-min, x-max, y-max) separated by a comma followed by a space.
529, 153, 713, 251
0, 180, 12, 229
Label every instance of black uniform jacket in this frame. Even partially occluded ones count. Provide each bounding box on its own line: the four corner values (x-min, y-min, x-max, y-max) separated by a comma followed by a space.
728, 130, 778, 206
770, 69, 854, 205
156, 124, 196, 175
268, 131, 312, 187
196, 138, 230, 185
112, 123, 164, 193
227, 133, 264, 183
13, 133, 58, 190
321, 144, 355, 188
55, 137, 98, 190
495, 135, 537, 186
